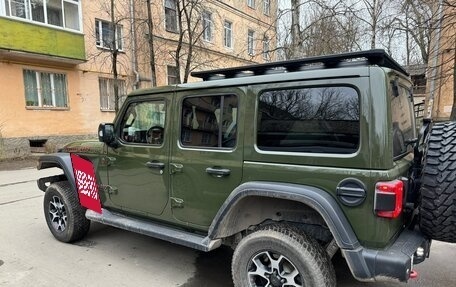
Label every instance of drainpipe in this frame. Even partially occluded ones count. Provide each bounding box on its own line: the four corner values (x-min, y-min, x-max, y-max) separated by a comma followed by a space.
130, 0, 140, 89
427, 0, 444, 119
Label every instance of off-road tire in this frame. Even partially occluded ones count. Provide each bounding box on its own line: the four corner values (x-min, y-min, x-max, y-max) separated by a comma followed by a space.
232, 224, 336, 287
419, 121, 456, 243
43, 181, 90, 242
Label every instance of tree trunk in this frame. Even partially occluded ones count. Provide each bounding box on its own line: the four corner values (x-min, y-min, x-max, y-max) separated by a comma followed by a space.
174, 0, 184, 84
370, 0, 377, 49
146, 0, 157, 87
183, 0, 192, 83
450, 41, 456, 121
290, 0, 301, 59
110, 0, 119, 114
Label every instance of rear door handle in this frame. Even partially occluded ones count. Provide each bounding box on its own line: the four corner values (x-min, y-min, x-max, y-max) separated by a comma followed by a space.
146, 161, 165, 169
206, 167, 231, 177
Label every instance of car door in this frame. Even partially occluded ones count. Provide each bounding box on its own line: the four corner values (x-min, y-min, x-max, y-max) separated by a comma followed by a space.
106, 96, 170, 216
170, 89, 244, 227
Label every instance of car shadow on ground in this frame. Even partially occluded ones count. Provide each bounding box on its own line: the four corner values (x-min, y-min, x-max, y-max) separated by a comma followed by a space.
180, 246, 234, 287
179, 248, 378, 287
84, 223, 407, 287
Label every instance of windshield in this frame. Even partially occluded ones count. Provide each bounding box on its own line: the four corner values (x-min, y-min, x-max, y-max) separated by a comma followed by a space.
391, 84, 416, 158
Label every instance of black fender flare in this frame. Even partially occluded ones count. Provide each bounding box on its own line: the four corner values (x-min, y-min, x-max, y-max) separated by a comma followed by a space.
37, 153, 76, 193
208, 181, 360, 250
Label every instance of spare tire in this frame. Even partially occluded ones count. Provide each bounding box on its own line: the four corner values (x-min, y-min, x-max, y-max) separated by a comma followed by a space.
419, 121, 456, 243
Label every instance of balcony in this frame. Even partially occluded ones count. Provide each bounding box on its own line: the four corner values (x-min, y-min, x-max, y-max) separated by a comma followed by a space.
0, 17, 85, 65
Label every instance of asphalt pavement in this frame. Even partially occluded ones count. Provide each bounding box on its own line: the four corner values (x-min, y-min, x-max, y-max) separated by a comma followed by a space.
0, 167, 455, 286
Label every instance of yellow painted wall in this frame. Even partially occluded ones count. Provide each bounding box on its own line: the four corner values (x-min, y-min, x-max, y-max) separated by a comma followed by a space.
426, 4, 456, 120
0, 62, 115, 138
0, 0, 277, 148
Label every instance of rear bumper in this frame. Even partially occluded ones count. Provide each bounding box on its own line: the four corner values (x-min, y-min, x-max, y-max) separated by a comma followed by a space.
343, 229, 430, 282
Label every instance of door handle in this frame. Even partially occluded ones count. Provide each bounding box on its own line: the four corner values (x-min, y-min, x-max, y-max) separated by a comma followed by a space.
206, 167, 231, 177
146, 161, 165, 169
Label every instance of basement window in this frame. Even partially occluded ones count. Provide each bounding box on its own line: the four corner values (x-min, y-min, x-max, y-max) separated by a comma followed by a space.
29, 139, 47, 153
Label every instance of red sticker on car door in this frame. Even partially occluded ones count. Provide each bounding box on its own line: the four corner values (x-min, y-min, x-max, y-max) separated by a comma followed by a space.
70, 154, 102, 214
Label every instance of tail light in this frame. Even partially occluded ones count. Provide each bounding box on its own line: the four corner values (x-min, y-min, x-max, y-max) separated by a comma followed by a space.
374, 179, 404, 218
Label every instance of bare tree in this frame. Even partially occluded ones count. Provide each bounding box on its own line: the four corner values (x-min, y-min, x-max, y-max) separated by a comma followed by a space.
146, 0, 157, 87
394, 0, 433, 65
84, 0, 133, 114
423, 1, 456, 119
279, 0, 361, 59
109, 0, 121, 113
441, 1, 456, 120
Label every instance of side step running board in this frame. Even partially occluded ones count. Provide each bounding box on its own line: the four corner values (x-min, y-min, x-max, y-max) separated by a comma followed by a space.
86, 209, 221, 252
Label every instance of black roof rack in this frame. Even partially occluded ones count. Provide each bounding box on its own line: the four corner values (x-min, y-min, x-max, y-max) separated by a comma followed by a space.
191, 49, 408, 81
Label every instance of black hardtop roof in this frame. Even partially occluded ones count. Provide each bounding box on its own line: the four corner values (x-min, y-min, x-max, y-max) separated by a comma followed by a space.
191, 49, 408, 81
128, 49, 405, 97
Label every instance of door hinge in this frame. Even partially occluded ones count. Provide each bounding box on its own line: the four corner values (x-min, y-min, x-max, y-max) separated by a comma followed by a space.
100, 156, 116, 166
170, 197, 184, 208
101, 185, 118, 195
169, 163, 183, 174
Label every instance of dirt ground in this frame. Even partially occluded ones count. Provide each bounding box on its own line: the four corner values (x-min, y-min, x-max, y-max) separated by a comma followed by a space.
0, 157, 38, 171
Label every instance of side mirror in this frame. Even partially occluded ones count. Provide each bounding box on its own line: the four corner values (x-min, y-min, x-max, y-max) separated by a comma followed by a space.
98, 123, 115, 145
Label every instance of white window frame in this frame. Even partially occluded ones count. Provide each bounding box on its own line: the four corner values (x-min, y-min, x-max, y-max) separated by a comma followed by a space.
2, 0, 82, 32
99, 77, 126, 111
0, 1, 5, 15
247, 0, 255, 8
247, 29, 255, 55
24, 69, 68, 108
263, 0, 270, 16
263, 36, 270, 60
202, 10, 213, 42
224, 20, 233, 48
95, 19, 123, 51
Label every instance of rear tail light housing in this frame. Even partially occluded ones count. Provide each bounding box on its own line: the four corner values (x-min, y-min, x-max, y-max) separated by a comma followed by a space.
374, 179, 404, 218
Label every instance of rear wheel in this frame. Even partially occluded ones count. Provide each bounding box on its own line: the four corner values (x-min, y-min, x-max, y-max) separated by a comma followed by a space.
43, 181, 90, 242
232, 224, 336, 287
419, 122, 456, 243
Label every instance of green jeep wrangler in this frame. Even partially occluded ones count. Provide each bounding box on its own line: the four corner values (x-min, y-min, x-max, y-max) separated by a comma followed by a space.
37, 50, 455, 286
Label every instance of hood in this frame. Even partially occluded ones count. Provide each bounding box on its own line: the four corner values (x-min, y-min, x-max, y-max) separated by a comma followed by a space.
60, 140, 104, 155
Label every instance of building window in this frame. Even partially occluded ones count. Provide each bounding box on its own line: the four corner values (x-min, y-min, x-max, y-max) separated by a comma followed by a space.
95, 19, 123, 51
23, 69, 68, 108
263, 36, 270, 60
263, 0, 270, 15
247, 0, 255, 8
247, 30, 255, 55
224, 20, 233, 48
164, 0, 178, 33
202, 11, 213, 42
99, 78, 126, 111
167, 65, 179, 85
2, 0, 81, 31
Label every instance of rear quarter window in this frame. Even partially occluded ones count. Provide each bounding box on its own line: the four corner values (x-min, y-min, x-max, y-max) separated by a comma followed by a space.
257, 86, 360, 154
391, 85, 416, 158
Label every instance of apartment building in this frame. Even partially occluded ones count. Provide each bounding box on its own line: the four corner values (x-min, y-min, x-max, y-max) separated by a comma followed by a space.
425, 3, 456, 121
0, 0, 277, 158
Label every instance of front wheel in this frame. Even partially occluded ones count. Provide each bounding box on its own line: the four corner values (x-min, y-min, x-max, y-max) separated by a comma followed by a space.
43, 181, 90, 242
232, 224, 336, 287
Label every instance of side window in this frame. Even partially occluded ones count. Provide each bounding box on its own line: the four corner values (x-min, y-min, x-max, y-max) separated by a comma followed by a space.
119, 100, 166, 145
391, 86, 415, 157
258, 86, 360, 154
181, 95, 238, 148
